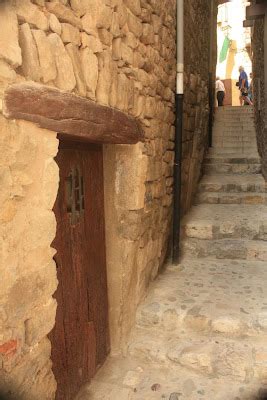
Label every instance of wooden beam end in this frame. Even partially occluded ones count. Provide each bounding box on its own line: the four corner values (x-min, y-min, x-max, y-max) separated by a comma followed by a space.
3, 82, 144, 145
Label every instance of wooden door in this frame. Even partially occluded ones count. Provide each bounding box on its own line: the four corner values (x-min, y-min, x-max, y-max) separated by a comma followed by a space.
49, 141, 109, 400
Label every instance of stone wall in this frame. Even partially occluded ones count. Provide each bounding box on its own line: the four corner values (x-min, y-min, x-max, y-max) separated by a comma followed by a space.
252, 18, 266, 178
0, 0, 215, 398
182, 0, 213, 213
0, 0, 176, 398
0, 115, 59, 399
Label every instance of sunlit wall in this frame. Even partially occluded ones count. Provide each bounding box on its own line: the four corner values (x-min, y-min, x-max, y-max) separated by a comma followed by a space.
217, 0, 252, 105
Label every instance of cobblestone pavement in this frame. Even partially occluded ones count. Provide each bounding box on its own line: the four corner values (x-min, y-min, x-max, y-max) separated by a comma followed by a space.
76, 109, 267, 399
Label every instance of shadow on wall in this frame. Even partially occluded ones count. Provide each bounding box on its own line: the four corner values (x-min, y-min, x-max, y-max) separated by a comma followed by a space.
0, 391, 25, 400
241, 389, 267, 400
257, 391, 267, 400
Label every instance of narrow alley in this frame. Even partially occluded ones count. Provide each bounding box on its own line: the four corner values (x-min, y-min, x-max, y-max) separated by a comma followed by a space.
75, 108, 267, 399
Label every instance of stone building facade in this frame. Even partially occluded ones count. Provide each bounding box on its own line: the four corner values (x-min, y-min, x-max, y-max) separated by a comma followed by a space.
252, 18, 266, 178
0, 0, 216, 398
182, 0, 214, 214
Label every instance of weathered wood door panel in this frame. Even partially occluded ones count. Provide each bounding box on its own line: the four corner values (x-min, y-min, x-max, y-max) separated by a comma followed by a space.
49, 142, 109, 400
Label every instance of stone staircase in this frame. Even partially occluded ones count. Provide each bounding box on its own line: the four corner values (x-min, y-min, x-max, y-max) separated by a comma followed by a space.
77, 107, 267, 399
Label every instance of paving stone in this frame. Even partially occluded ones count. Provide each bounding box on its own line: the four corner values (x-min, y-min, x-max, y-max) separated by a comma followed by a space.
135, 259, 267, 337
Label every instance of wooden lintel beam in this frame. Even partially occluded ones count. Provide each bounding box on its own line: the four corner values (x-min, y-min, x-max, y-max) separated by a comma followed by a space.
3, 82, 144, 145
243, 19, 254, 28
246, 4, 266, 20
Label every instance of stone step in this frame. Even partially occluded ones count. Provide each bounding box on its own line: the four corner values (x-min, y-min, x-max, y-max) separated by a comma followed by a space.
209, 148, 259, 155
182, 238, 267, 261
212, 133, 256, 138
215, 115, 254, 119
214, 123, 255, 129
129, 329, 267, 383
204, 163, 261, 174
212, 135, 256, 142
135, 259, 267, 339
215, 113, 254, 118
217, 139, 257, 144
215, 110, 254, 115
182, 204, 267, 240
205, 154, 261, 164
212, 136, 256, 146
212, 146, 258, 152
216, 106, 254, 113
196, 192, 267, 205
211, 142, 257, 148
199, 174, 266, 193
214, 124, 255, 129
213, 126, 255, 131
212, 136, 257, 143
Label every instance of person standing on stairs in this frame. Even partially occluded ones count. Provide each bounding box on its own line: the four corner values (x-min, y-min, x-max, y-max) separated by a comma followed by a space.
216, 76, 226, 107
238, 66, 252, 106
248, 72, 253, 104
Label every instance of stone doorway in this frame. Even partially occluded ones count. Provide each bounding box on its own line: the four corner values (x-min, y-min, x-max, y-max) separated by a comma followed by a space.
49, 140, 110, 400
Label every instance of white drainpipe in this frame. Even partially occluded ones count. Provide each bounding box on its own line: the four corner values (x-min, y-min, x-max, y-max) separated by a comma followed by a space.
176, 0, 184, 96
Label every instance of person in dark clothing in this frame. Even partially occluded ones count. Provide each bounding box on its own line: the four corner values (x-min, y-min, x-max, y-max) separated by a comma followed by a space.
216, 77, 226, 106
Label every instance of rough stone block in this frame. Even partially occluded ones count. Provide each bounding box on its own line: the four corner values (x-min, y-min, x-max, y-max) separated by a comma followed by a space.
32, 29, 57, 83
48, 13, 62, 35
61, 23, 80, 45
42, 158, 59, 210
127, 11, 142, 37
5, 260, 57, 324
66, 43, 86, 96
81, 32, 103, 53
110, 12, 121, 37
112, 38, 122, 60
25, 299, 57, 346
211, 317, 246, 335
0, 60, 17, 82
115, 144, 148, 210
16, 0, 49, 31
124, 0, 141, 16
46, 2, 82, 29
19, 23, 41, 81
96, 50, 111, 105
48, 33, 76, 91
98, 28, 113, 46
141, 23, 154, 45
81, 2, 112, 33
80, 47, 98, 99
70, 0, 91, 16
0, 3, 22, 67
